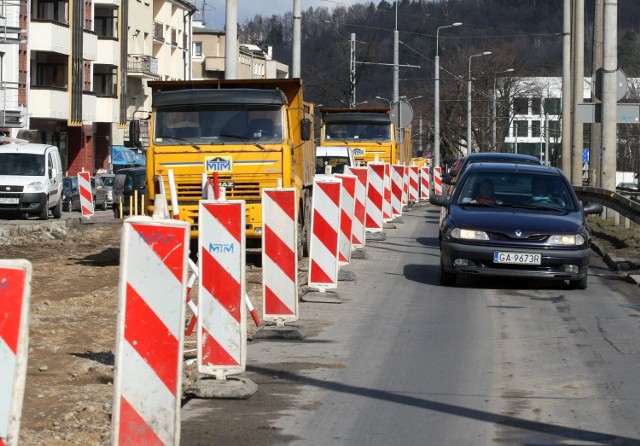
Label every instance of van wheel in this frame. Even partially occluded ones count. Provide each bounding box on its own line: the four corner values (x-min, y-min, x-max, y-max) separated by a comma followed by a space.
52, 199, 62, 219
39, 198, 49, 220
101, 199, 107, 211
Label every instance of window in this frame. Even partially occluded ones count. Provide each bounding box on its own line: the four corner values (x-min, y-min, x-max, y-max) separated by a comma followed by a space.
515, 121, 528, 138
531, 98, 541, 115
544, 98, 561, 115
514, 97, 528, 115
548, 121, 560, 138
532, 121, 541, 137
193, 41, 202, 58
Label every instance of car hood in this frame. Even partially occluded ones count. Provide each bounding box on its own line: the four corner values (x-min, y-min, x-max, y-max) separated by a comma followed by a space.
449, 206, 585, 236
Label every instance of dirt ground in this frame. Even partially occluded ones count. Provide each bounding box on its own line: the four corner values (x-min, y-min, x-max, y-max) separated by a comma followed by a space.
2, 211, 639, 446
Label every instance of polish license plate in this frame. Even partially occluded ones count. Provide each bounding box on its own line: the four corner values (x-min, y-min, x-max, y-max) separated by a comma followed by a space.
493, 251, 541, 265
0, 197, 19, 204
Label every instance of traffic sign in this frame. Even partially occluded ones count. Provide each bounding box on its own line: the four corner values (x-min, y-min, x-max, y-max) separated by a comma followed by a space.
390, 101, 413, 128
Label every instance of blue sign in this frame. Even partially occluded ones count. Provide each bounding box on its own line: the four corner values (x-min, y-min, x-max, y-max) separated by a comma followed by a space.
583, 149, 589, 164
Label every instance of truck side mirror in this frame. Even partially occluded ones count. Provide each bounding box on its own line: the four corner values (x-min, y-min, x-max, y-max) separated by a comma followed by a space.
301, 118, 311, 141
129, 120, 141, 148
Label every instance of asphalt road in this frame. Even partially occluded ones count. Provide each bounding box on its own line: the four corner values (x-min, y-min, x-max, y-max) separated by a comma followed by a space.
180, 202, 640, 445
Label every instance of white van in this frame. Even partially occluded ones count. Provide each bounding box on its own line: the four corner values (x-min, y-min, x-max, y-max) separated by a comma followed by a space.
316, 145, 356, 174
0, 142, 64, 220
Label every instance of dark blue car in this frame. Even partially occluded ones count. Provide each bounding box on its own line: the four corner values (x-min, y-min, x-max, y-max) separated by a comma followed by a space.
429, 162, 603, 289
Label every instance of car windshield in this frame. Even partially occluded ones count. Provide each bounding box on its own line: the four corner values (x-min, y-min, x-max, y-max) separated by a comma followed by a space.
154, 105, 284, 145
455, 171, 576, 212
0, 153, 45, 176
101, 176, 114, 186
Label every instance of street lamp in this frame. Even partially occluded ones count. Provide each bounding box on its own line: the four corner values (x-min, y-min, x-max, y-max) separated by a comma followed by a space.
376, 96, 392, 107
467, 51, 491, 153
434, 22, 462, 170
492, 68, 514, 150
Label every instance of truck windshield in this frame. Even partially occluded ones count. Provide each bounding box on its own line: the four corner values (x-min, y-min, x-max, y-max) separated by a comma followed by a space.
0, 153, 45, 176
154, 105, 284, 145
325, 123, 391, 142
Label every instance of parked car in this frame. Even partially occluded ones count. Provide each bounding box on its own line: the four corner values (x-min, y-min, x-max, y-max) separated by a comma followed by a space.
62, 176, 81, 212
616, 182, 638, 192
113, 167, 147, 218
430, 162, 603, 289
98, 173, 115, 207
91, 176, 108, 211
442, 152, 541, 186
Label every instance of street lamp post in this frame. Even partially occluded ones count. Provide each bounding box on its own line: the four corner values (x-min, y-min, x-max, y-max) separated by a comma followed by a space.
434, 22, 462, 170
467, 51, 491, 153
492, 68, 514, 151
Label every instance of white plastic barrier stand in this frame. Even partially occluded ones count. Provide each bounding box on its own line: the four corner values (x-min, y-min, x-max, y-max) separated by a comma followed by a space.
197, 200, 247, 378
0, 260, 31, 446
420, 166, 430, 200
262, 188, 298, 322
78, 171, 94, 217
408, 166, 420, 202
391, 165, 404, 218
383, 163, 392, 222
335, 173, 357, 266
308, 175, 342, 290
434, 166, 443, 195
345, 167, 368, 248
365, 163, 385, 233
111, 217, 190, 446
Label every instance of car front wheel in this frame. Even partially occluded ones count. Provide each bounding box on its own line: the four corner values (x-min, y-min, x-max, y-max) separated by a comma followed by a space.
439, 257, 457, 286
568, 276, 588, 290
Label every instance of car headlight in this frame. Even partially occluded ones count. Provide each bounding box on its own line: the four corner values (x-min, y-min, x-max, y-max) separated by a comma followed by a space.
25, 181, 44, 192
548, 234, 585, 245
450, 227, 489, 240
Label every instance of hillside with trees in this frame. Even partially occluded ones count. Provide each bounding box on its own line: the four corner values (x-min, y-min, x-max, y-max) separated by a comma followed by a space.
238, 0, 640, 172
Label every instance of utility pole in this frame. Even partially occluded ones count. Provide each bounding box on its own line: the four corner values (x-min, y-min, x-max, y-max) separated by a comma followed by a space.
601, 0, 618, 192
561, 0, 572, 175
571, 0, 585, 186
590, 0, 604, 186
350, 33, 356, 107
393, 3, 399, 103
224, 0, 238, 79
292, 0, 301, 78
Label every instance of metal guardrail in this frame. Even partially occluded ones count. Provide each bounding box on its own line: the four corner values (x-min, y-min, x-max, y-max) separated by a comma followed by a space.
575, 186, 640, 224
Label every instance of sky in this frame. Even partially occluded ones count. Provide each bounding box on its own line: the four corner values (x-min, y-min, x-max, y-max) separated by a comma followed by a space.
202, 0, 367, 29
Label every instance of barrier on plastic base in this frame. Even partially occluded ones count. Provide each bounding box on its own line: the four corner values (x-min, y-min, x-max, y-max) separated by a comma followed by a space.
383, 163, 392, 221
408, 166, 419, 202
0, 260, 31, 446
402, 165, 409, 206
434, 167, 443, 195
365, 164, 385, 233
335, 173, 357, 265
262, 188, 298, 322
78, 171, 94, 217
111, 217, 190, 446
198, 200, 247, 379
391, 165, 404, 218
345, 167, 368, 248
308, 175, 342, 290
420, 166, 430, 200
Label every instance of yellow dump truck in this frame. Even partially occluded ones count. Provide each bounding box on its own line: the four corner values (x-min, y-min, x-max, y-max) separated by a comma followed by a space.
319, 107, 411, 165
131, 79, 316, 253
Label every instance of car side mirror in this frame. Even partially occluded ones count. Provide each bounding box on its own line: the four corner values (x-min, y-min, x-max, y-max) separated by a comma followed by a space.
442, 173, 455, 185
583, 201, 603, 215
301, 118, 311, 141
429, 194, 449, 207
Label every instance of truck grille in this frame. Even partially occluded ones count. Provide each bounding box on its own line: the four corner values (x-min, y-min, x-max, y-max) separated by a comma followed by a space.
176, 178, 262, 202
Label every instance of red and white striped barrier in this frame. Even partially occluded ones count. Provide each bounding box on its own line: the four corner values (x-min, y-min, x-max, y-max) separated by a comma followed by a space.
335, 173, 356, 265
78, 171, 94, 217
365, 163, 385, 233
382, 163, 392, 221
391, 165, 404, 218
346, 167, 368, 248
402, 166, 409, 206
434, 166, 443, 195
167, 169, 180, 219
308, 175, 342, 290
408, 166, 419, 202
420, 166, 430, 200
198, 200, 247, 378
0, 260, 31, 446
262, 188, 298, 322
112, 217, 190, 446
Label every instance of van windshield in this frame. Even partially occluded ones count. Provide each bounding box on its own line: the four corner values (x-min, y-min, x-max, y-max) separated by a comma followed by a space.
316, 156, 351, 174
0, 153, 45, 176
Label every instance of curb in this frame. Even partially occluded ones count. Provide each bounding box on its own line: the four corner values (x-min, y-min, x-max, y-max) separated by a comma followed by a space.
592, 241, 640, 286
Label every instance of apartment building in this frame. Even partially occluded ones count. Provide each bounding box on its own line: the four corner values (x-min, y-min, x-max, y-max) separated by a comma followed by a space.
0, 0, 26, 133
191, 22, 288, 81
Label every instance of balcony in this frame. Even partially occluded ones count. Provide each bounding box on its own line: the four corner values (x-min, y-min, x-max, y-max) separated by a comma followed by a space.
94, 0, 120, 6
127, 54, 159, 78
0, 82, 25, 128
83, 31, 97, 61
95, 96, 118, 123
204, 56, 224, 72
97, 39, 119, 65
30, 88, 68, 120
30, 21, 70, 55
